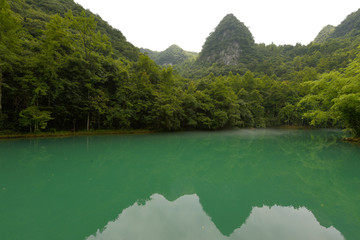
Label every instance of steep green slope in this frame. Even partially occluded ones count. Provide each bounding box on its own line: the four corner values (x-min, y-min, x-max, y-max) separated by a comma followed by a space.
313, 25, 335, 43
331, 8, 360, 39
313, 8, 360, 43
7, 0, 139, 61
197, 14, 255, 65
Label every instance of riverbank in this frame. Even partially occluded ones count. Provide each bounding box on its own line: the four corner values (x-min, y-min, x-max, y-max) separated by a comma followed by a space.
0, 127, 357, 142
0, 129, 153, 139
343, 137, 360, 144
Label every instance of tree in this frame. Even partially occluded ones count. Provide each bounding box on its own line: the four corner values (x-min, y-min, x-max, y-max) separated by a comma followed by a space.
68, 11, 111, 130
19, 106, 52, 132
332, 94, 360, 137
279, 104, 298, 125
54, 10, 112, 131
0, 0, 21, 118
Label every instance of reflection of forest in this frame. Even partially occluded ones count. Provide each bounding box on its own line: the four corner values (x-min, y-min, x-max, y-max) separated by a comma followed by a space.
1, 129, 359, 240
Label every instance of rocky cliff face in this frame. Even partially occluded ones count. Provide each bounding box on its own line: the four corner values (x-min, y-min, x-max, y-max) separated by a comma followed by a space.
198, 14, 255, 66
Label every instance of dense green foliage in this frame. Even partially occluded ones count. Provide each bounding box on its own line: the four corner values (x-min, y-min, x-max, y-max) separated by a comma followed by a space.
299, 53, 360, 136
0, 0, 21, 124
1, 0, 360, 137
7, 0, 139, 60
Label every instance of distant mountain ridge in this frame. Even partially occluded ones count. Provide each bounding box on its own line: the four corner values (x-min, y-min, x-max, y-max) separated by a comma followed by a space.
145, 10, 360, 69
140, 45, 197, 66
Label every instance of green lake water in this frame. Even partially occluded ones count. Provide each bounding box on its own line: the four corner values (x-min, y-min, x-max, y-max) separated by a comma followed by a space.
1, 129, 360, 240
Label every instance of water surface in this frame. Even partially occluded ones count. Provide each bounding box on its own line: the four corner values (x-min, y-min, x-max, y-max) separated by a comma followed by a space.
1, 129, 359, 239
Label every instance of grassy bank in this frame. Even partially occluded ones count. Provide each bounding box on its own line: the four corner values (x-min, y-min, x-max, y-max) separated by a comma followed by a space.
0, 129, 153, 139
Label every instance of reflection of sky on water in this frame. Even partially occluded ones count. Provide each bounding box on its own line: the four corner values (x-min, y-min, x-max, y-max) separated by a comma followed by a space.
86, 194, 344, 240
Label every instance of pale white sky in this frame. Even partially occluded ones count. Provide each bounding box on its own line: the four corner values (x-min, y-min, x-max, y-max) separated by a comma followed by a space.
74, 0, 359, 52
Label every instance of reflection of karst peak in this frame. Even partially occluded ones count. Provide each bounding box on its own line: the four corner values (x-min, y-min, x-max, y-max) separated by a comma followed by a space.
84, 130, 359, 239
87, 194, 344, 240
3, 130, 359, 240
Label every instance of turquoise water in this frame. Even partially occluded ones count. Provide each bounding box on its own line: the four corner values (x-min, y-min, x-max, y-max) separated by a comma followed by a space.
0, 129, 359, 240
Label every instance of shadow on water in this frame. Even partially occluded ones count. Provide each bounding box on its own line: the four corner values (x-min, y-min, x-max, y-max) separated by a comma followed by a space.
0, 129, 359, 239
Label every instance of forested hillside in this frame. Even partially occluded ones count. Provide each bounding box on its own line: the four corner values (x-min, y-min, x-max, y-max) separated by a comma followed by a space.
7, 0, 139, 60
1, 0, 359, 137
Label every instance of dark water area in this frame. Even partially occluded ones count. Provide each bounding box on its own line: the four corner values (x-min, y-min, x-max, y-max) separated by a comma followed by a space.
1, 129, 359, 240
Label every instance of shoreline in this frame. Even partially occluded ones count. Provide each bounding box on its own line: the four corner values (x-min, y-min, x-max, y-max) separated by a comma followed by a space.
0, 127, 357, 142
0, 129, 154, 140
343, 137, 360, 144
